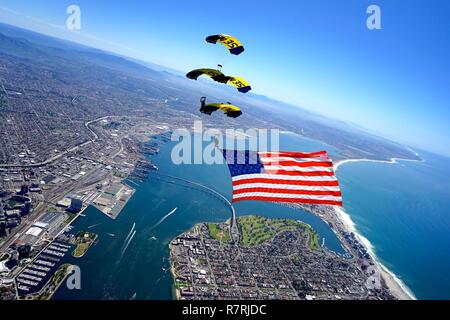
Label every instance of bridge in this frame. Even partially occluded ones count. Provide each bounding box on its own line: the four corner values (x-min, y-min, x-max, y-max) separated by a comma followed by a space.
149, 173, 240, 244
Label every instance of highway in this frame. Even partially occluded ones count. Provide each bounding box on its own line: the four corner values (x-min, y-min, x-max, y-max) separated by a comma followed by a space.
0, 115, 142, 168
0, 116, 105, 168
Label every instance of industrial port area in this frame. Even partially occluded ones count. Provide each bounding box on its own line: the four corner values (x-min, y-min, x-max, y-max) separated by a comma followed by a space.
0, 40, 225, 298
0, 111, 171, 299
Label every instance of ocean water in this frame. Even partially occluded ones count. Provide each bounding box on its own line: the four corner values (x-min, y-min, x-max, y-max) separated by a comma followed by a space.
52, 132, 450, 300
336, 150, 450, 299
53, 133, 344, 300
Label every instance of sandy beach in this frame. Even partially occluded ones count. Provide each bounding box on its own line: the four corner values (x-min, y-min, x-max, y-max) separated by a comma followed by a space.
333, 158, 418, 300
379, 263, 414, 300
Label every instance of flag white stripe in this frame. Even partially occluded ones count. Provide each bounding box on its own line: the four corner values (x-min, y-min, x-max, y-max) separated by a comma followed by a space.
257, 152, 326, 156
233, 183, 341, 192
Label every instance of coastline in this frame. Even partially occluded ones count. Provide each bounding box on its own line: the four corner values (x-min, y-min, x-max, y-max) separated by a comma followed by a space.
333, 157, 419, 300
45, 264, 72, 300
169, 246, 181, 300
334, 156, 424, 172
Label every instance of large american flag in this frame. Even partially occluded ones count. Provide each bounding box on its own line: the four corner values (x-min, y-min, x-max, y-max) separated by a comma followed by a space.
222, 150, 342, 206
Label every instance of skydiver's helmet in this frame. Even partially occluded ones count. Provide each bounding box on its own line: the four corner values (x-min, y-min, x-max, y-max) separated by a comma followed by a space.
200, 97, 216, 115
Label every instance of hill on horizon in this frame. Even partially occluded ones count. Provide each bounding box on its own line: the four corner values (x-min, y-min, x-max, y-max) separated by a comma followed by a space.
0, 22, 420, 162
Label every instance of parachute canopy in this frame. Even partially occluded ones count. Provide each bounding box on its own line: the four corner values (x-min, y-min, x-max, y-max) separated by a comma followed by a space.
206, 34, 244, 55
186, 68, 251, 93
186, 68, 229, 84
200, 97, 242, 118
226, 76, 251, 94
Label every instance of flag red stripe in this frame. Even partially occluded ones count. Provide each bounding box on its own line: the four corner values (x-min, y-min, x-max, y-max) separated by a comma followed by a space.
232, 196, 343, 206
261, 160, 333, 167
263, 170, 336, 176
232, 178, 340, 187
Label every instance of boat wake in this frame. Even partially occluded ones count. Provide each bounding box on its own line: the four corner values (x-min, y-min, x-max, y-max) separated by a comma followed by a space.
151, 208, 178, 230
129, 292, 137, 300
119, 223, 136, 258
123, 223, 136, 243
120, 230, 136, 257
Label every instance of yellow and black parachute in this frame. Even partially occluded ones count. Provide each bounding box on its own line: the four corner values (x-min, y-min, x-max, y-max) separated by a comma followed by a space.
187, 68, 229, 84
206, 34, 244, 55
200, 97, 242, 118
226, 76, 252, 94
186, 68, 251, 93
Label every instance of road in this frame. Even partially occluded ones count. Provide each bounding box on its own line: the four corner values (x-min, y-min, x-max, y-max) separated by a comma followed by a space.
0, 116, 105, 168
0, 115, 143, 168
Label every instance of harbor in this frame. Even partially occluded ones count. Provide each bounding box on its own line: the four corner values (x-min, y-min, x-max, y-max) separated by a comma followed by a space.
16, 241, 74, 298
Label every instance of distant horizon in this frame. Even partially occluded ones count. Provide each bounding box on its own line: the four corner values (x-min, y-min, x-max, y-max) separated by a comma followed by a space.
0, 1, 449, 157
1, 3, 450, 304
0, 20, 440, 160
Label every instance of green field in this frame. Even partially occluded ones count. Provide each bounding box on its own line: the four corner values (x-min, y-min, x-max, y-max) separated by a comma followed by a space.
175, 280, 192, 289
238, 215, 321, 250
64, 211, 77, 224
7, 200, 17, 208
0, 253, 10, 261
35, 264, 72, 300
73, 242, 90, 258
72, 232, 97, 258
307, 227, 321, 251
207, 223, 231, 243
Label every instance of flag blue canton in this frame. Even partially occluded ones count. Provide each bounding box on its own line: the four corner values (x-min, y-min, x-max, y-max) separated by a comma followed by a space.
222, 150, 264, 177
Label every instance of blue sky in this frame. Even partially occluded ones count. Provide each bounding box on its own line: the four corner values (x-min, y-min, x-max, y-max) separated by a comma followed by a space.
0, 0, 449, 156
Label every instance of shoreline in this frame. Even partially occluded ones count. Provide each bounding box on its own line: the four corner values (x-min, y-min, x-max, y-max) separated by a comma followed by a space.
45, 264, 72, 300
333, 156, 423, 172
333, 157, 419, 300
169, 246, 181, 300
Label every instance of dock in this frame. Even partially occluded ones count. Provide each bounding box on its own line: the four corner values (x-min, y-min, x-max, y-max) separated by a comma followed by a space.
92, 182, 135, 219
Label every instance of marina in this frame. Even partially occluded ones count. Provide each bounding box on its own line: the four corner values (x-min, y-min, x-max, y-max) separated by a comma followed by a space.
16, 241, 74, 297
